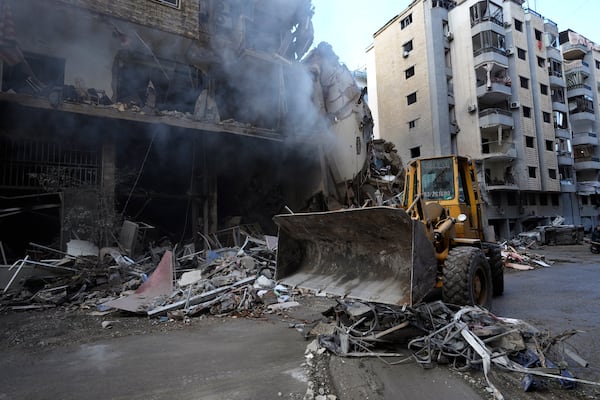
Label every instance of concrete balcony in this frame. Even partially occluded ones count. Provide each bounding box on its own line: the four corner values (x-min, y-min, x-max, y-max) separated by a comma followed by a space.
562, 42, 589, 61
551, 100, 568, 113
564, 59, 591, 76
555, 128, 571, 140
485, 183, 519, 191
473, 50, 508, 70
572, 132, 599, 146
570, 109, 596, 122
481, 146, 517, 161
476, 82, 512, 102
546, 47, 561, 61
478, 108, 513, 130
548, 72, 565, 88
560, 180, 577, 193
557, 153, 574, 166
574, 157, 600, 171
567, 83, 593, 98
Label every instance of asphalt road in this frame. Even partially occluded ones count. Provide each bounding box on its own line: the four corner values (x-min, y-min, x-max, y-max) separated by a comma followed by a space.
0, 318, 309, 400
492, 244, 600, 385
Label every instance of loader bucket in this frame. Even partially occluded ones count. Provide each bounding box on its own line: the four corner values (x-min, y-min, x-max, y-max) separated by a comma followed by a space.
273, 206, 438, 305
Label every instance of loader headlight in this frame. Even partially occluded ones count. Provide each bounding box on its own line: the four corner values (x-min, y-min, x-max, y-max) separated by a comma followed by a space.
457, 213, 467, 222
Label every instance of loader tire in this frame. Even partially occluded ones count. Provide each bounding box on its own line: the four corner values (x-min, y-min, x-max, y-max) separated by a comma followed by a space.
442, 247, 492, 309
484, 243, 504, 296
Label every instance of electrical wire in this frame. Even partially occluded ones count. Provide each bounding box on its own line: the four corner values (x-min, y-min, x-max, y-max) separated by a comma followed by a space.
121, 131, 157, 217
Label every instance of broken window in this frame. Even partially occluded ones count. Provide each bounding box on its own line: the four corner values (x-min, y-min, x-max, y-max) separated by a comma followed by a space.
1, 52, 64, 95
522, 106, 531, 118
517, 47, 526, 60
548, 169, 557, 180
113, 50, 203, 113
519, 76, 529, 88
405, 66, 415, 79
403, 40, 414, 54
540, 84, 548, 95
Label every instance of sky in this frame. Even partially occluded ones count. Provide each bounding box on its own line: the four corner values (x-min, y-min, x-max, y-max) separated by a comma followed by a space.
311, 0, 600, 70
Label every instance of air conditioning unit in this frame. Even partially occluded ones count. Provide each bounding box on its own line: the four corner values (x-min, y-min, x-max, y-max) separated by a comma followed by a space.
505, 47, 514, 56
403, 50, 410, 58
446, 31, 454, 41
509, 101, 520, 109
467, 104, 477, 113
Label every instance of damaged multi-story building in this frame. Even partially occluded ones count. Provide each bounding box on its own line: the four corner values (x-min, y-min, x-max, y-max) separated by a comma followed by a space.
0, 0, 373, 257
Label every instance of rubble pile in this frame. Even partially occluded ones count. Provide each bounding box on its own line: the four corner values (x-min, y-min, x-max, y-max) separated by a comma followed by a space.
309, 300, 596, 398
500, 243, 552, 271
365, 139, 404, 205
0, 227, 292, 320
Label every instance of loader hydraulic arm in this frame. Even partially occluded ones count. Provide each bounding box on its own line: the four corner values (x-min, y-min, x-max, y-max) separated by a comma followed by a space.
432, 217, 455, 262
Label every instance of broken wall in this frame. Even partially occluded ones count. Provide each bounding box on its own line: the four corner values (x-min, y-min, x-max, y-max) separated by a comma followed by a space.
55, 0, 203, 40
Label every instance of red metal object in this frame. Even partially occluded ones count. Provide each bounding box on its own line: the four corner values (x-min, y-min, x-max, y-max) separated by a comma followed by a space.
102, 251, 173, 313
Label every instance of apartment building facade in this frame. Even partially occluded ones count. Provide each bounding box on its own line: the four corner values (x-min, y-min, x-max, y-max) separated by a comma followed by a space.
367, 0, 589, 240
560, 29, 600, 232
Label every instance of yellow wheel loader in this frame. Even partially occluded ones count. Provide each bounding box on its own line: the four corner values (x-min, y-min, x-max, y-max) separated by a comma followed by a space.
273, 155, 504, 308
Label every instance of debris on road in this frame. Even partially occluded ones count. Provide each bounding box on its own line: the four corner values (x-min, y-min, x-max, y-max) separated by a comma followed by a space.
516, 217, 584, 247
305, 299, 599, 399
500, 243, 553, 271
0, 224, 294, 321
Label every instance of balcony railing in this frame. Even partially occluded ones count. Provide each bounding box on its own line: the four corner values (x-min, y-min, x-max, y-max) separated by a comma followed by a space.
567, 83, 592, 91
548, 69, 563, 78
575, 156, 600, 163
564, 59, 590, 72
479, 108, 512, 117
473, 46, 507, 57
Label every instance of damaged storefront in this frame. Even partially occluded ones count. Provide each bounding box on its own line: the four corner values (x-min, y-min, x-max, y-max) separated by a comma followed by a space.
0, 0, 372, 257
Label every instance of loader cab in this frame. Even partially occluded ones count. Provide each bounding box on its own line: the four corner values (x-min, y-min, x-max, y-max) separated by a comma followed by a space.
403, 155, 484, 241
